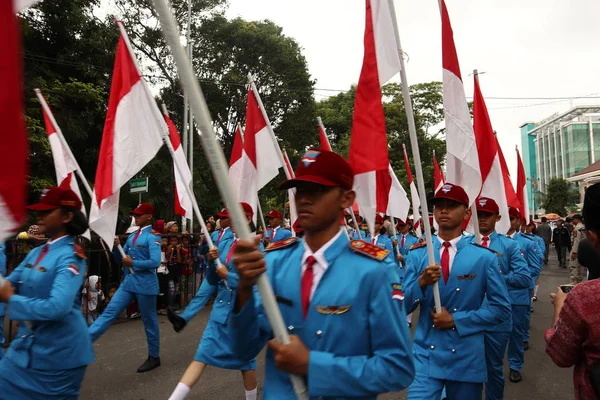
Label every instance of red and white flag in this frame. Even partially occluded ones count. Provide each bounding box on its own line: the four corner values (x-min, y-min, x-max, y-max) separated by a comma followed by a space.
403, 145, 422, 237
496, 138, 521, 211
89, 28, 165, 246
228, 124, 258, 222
516, 147, 530, 222
348, 0, 401, 235
317, 121, 333, 151
387, 165, 411, 226
472, 77, 510, 233
244, 88, 282, 189
164, 112, 192, 220
433, 151, 445, 194
0, 1, 28, 242
38, 91, 90, 239
441, 0, 481, 205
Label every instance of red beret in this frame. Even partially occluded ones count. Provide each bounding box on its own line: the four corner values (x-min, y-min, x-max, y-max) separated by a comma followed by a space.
216, 207, 229, 218
279, 148, 353, 191
241, 202, 254, 217
476, 197, 499, 214
266, 209, 283, 219
130, 203, 155, 216
432, 183, 469, 207
27, 186, 82, 211
153, 220, 165, 234
508, 207, 521, 219
218, 203, 254, 219
375, 215, 384, 224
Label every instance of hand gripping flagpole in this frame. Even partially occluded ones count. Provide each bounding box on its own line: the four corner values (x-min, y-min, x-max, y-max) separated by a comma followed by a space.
159, 103, 227, 275
147, 2, 308, 398
35, 88, 132, 272
387, 0, 441, 312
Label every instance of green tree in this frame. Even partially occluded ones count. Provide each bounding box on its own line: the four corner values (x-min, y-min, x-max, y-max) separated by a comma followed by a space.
541, 178, 578, 216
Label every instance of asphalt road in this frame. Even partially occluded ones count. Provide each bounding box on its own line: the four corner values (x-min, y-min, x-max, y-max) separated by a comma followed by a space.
80, 251, 575, 399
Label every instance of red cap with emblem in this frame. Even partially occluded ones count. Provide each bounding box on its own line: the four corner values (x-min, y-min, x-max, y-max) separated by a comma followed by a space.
279, 148, 353, 191
508, 207, 521, 219
266, 209, 282, 219
27, 186, 82, 211
217, 203, 254, 219
476, 197, 499, 214
130, 203, 155, 216
432, 183, 469, 207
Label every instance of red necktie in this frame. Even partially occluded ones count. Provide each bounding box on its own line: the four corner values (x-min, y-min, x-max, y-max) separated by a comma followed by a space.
226, 240, 238, 264
218, 229, 225, 243
401, 235, 405, 248
132, 229, 142, 246
372, 236, 376, 245
34, 244, 49, 267
271, 229, 276, 240
441, 241, 451, 284
301, 256, 316, 319
482, 236, 489, 248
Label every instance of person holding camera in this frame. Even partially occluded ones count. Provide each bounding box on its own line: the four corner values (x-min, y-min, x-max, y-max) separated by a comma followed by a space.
545, 183, 600, 400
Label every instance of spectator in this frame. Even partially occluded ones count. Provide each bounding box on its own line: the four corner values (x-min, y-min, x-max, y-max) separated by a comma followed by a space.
82, 275, 105, 325
570, 214, 587, 284
166, 235, 182, 309
157, 237, 170, 315
166, 221, 179, 235
553, 219, 571, 268
537, 217, 552, 265
205, 221, 215, 235
565, 216, 575, 235
179, 235, 194, 305
545, 182, 600, 400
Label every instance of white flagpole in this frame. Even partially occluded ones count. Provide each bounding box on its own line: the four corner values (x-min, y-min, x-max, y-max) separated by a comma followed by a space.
146, 4, 308, 398
469, 70, 484, 244
282, 149, 297, 238
247, 74, 291, 180
387, 0, 441, 313
257, 200, 268, 233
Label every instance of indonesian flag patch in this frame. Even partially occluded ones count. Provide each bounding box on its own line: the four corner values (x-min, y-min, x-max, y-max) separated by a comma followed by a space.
392, 283, 404, 301
67, 264, 80, 275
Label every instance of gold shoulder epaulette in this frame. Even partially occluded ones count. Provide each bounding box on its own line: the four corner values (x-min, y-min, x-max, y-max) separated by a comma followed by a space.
265, 237, 298, 252
409, 242, 427, 251
73, 243, 87, 259
349, 240, 388, 261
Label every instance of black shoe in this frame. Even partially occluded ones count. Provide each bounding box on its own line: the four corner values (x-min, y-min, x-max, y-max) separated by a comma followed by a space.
137, 356, 161, 373
509, 369, 522, 383
523, 342, 529, 351
532, 296, 538, 302
167, 307, 186, 333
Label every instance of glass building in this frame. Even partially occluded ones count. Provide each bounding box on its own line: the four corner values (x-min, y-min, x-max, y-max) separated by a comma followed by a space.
520, 106, 600, 214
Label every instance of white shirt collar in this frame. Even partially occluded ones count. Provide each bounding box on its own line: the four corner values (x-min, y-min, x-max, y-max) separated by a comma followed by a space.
138, 225, 152, 232
301, 228, 345, 268
437, 235, 461, 250
48, 235, 69, 245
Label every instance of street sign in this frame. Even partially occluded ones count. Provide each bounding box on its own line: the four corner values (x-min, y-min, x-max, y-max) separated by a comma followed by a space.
130, 177, 149, 194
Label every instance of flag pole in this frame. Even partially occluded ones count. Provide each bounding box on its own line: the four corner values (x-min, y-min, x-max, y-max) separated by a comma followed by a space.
147, 3, 308, 398
282, 148, 297, 238
402, 143, 423, 239
469, 69, 484, 244
387, 0, 440, 313
256, 200, 268, 233
349, 208, 363, 240
35, 88, 131, 272
247, 74, 291, 181
317, 116, 357, 231
389, 214, 401, 259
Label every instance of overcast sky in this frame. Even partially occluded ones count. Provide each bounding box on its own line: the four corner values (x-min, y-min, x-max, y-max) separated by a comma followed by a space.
226, 0, 600, 179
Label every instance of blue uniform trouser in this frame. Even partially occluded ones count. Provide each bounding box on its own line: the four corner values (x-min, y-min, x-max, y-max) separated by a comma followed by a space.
523, 289, 534, 343
89, 288, 159, 358
507, 305, 529, 371
484, 331, 510, 400
0, 315, 4, 359
408, 370, 483, 400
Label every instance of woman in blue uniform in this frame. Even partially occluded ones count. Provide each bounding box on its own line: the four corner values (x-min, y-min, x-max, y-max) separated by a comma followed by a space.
0, 185, 94, 399
167, 202, 258, 400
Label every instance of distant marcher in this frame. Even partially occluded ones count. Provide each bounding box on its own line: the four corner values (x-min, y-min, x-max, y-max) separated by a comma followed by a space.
552, 220, 571, 268
536, 217, 552, 265
545, 183, 600, 400
569, 214, 587, 284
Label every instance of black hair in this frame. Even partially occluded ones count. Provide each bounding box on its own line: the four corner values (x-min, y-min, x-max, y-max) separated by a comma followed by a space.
541, 217, 547, 222
62, 207, 88, 236
108, 282, 119, 291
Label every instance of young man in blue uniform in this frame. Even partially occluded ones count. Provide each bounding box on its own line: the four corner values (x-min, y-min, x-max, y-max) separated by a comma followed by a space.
393, 219, 420, 269
523, 221, 544, 302
89, 203, 162, 373
167, 202, 259, 400
213, 208, 234, 245
372, 214, 393, 252
506, 207, 541, 382
230, 148, 415, 399
264, 210, 292, 244
403, 184, 511, 400
474, 197, 531, 400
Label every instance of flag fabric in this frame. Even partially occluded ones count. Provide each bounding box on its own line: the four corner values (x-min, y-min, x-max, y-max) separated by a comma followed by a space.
386, 165, 411, 225
244, 88, 282, 189
40, 92, 90, 239
0, 0, 28, 242
402, 146, 423, 237
282, 150, 298, 233
441, 0, 482, 206
472, 77, 510, 234
15, 0, 39, 12
89, 31, 165, 246
433, 151, 444, 232
496, 138, 521, 210
516, 148, 530, 222
318, 123, 332, 151
228, 125, 258, 223
348, 0, 400, 235
164, 113, 192, 220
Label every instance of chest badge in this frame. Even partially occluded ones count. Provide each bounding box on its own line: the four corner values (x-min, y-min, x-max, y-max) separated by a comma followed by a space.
36, 266, 47, 272
316, 305, 351, 315
457, 274, 477, 280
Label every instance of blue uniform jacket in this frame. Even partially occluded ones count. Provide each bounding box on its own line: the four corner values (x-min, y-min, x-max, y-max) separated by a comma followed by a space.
0, 242, 6, 316
403, 235, 511, 383
513, 233, 542, 289
529, 234, 545, 268
5, 237, 94, 370
471, 232, 531, 331
112, 226, 161, 295
211, 227, 234, 246
395, 233, 419, 267
230, 233, 415, 399
265, 227, 292, 242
